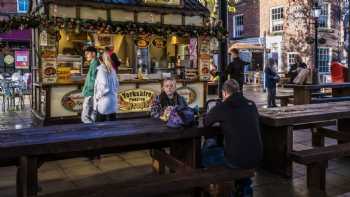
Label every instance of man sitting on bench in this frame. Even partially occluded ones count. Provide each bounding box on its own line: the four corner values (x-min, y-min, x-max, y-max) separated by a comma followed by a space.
203, 79, 263, 197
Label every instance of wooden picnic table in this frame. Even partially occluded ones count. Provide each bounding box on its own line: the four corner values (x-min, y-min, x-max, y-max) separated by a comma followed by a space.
258, 101, 350, 178
0, 118, 230, 197
285, 82, 350, 105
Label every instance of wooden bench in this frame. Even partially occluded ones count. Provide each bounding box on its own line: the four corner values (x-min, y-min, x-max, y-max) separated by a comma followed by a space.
311, 96, 350, 104
41, 165, 254, 197
0, 118, 255, 197
289, 127, 350, 190
276, 94, 293, 107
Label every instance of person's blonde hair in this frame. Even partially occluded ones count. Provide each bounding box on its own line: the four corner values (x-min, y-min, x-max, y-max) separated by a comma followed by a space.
101, 51, 113, 73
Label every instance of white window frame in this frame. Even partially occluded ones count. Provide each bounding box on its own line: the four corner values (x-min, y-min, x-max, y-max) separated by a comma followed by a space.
287, 52, 299, 70
318, 47, 332, 74
232, 14, 244, 38
318, 3, 331, 29
270, 6, 284, 33
17, 0, 29, 13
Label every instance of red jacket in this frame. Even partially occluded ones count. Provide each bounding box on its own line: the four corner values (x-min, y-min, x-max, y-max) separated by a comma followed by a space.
331, 61, 347, 83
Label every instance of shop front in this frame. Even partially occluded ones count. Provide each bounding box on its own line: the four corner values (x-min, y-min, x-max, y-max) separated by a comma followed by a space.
25, 0, 223, 125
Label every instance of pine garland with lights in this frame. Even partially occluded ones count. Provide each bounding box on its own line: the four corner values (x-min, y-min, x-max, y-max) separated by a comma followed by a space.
0, 15, 228, 39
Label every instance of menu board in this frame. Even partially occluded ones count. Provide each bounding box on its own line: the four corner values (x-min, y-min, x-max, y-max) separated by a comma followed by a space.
42, 60, 57, 84
41, 55, 82, 84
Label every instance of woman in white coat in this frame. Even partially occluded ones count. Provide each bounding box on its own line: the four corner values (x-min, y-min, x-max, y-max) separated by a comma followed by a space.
93, 51, 119, 122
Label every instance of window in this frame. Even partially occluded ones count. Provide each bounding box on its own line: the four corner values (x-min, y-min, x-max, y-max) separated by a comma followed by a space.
271, 7, 284, 32
287, 52, 299, 69
318, 3, 330, 28
318, 47, 331, 73
17, 0, 29, 13
232, 15, 244, 38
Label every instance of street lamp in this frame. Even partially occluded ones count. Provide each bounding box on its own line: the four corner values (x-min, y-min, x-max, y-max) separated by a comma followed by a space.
312, 1, 321, 84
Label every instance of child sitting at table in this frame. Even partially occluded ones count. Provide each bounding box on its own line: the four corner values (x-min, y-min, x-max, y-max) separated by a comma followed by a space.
150, 78, 187, 120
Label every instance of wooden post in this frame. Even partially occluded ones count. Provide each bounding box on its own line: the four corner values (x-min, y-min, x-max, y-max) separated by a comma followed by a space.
307, 162, 327, 191
293, 87, 311, 105
17, 156, 38, 197
260, 124, 293, 178
307, 128, 327, 190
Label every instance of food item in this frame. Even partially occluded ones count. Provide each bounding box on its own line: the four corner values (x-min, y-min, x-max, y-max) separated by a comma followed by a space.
44, 67, 57, 76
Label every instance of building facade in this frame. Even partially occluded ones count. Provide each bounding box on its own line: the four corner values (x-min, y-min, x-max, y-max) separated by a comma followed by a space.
229, 0, 345, 81
0, 0, 31, 74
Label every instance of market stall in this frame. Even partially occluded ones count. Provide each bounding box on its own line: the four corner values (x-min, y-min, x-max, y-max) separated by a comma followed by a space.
13, 0, 225, 125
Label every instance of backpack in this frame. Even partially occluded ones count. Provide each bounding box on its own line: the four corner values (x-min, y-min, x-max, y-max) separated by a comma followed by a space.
166, 106, 195, 128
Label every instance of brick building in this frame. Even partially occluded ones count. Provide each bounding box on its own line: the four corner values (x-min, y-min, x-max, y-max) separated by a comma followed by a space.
229, 0, 345, 81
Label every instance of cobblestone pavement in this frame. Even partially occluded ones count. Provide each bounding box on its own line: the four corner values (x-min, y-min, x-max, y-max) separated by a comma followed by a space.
0, 86, 349, 197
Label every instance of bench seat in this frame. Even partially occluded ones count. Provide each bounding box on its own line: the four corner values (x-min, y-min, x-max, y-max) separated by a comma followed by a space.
311, 96, 350, 104
41, 167, 255, 197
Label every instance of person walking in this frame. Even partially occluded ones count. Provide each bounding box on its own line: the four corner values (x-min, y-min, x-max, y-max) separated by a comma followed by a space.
225, 48, 249, 92
93, 51, 119, 122
81, 46, 98, 123
265, 58, 279, 108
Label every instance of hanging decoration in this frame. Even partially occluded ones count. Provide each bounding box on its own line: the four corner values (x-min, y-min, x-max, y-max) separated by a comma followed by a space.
0, 14, 228, 40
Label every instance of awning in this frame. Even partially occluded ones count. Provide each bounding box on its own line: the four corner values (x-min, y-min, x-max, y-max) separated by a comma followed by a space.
0, 29, 31, 42
229, 37, 265, 50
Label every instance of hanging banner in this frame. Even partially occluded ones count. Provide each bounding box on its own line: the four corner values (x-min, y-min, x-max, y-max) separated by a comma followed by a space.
199, 37, 211, 81
15, 50, 30, 69
118, 89, 155, 112
42, 60, 57, 84
135, 37, 150, 48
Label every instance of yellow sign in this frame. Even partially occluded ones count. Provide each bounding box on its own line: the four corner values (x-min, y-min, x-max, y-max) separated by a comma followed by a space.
143, 0, 181, 6
118, 89, 155, 112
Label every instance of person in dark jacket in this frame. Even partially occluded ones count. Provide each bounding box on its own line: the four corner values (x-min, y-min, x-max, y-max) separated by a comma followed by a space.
265, 58, 279, 108
288, 55, 307, 83
150, 78, 187, 119
203, 79, 263, 197
225, 48, 249, 92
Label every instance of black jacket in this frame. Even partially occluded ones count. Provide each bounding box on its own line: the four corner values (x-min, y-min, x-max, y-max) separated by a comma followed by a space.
204, 94, 263, 169
225, 58, 248, 86
264, 66, 278, 89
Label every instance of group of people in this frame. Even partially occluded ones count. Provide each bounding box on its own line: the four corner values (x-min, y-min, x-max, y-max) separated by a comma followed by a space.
81, 46, 120, 123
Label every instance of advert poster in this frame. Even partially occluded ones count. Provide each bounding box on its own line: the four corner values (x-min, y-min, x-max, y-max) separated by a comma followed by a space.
42, 60, 57, 84
61, 90, 84, 112
15, 50, 30, 69
199, 37, 211, 81
118, 89, 155, 112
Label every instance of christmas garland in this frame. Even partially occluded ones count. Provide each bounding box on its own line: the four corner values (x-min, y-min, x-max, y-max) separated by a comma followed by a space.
0, 15, 228, 39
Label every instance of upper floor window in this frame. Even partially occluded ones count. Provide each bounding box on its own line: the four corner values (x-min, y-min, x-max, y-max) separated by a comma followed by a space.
17, 0, 29, 13
233, 14, 244, 38
271, 6, 284, 32
318, 3, 331, 29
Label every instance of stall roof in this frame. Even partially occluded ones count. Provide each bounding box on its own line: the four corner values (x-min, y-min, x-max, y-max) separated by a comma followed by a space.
43, 0, 210, 16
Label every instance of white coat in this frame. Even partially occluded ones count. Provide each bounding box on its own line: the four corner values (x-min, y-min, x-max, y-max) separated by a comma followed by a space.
93, 64, 119, 115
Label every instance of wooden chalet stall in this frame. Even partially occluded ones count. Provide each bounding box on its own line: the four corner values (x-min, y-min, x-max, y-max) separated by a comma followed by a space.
29, 0, 221, 125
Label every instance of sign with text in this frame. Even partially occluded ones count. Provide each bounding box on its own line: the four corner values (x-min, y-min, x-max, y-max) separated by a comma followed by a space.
15, 50, 30, 69
118, 89, 155, 112
61, 90, 84, 112
143, 0, 181, 6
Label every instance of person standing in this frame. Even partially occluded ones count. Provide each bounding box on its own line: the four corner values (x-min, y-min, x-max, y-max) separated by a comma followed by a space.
93, 51, 119, 122
225, 48, 249, 92
81, 46, 98, 123
265, 58, 279, 108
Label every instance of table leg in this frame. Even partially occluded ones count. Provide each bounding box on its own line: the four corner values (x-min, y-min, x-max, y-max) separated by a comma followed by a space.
261, 124, 293, 178
337, 118, 350, 144
16, 156, 38, 197
170, 138, 202, 197
294, 88, 311, 105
